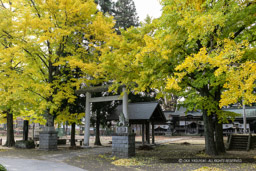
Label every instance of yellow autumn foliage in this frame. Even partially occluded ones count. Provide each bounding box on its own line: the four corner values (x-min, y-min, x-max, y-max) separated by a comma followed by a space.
111, 158, 145, 166
0, 0, 117, 124
193, 167, 226, 171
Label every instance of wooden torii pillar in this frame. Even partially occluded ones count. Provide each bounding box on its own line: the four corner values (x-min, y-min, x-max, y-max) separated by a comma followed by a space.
76, 85, 128, 147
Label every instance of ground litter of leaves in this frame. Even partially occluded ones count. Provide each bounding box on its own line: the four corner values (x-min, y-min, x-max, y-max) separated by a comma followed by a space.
0, 136, 256, 170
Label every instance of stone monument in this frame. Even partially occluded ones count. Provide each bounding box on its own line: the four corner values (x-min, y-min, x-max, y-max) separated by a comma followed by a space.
112, 112, 135, 158
39, 126, 57, 150
39, 115, 57, 150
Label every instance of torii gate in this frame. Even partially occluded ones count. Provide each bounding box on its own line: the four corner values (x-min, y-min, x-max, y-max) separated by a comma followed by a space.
76, 85, 129, 147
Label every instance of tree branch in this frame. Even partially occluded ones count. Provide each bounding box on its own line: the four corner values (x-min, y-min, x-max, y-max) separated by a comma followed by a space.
231, 26, 246, 40
36, 54, 49, 68
13, 61, 21, 69
0, 0, 6, 8
26, 88, 47, 100
3, 30, 13, 39
29, 0, 41, 18
23, 48, 49, 69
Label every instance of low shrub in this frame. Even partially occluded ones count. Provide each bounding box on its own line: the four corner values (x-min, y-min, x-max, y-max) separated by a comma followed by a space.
15, 140, 35, 149
0, 164, 6, 171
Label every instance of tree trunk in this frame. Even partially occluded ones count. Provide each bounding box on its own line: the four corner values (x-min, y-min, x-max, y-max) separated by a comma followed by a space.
146, 121, 150, 144
94, 111, 102, 146
5, 112, 15, 147
203, 110, 218, 156
63, 122, 66, 135
215, 118, 226, 153
214, 86, 226, 153
23, 120, 29, 141
66, 121, 69, 135
71, 122, 76, 147
32, 123, 35, 140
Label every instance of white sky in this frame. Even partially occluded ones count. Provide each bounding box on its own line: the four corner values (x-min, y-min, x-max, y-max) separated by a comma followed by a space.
133, 0, 162, 22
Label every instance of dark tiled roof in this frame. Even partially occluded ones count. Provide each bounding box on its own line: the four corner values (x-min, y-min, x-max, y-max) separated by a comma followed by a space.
108, 102, 166, 122
164, 106, 256, 118
164, 107, 202, 117
223, 108, 256, 118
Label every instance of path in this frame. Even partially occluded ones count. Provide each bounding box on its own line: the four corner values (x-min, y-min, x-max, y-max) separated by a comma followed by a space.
0, 157, 86, 171
0, 136, 202, 171
0, 146, 130, 171
155, 137, 191, 144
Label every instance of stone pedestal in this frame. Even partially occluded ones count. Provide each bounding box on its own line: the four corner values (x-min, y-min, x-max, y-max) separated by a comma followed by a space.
112, 127, 135, 158
39, 127, 57, 150
165, 122, 172, 136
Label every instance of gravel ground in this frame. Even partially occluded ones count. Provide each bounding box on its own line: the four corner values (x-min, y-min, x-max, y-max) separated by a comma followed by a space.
0, 136, 255, 171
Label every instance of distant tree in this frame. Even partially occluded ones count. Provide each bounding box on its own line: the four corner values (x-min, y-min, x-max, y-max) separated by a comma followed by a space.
55, 67, 85, 147
91, 91, 118, 146
113, 0, 139, 31
93, 0, 139, 146
95, 0, 114, 14
128, 91, 156, 103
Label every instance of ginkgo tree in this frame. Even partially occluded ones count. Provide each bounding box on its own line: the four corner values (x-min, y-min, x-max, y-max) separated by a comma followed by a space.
0, 0, 116, 149
0, 2, 41, 146
101, 0, 256, 156
0, 44, 35, 147
4, 0, 115, 127
165, 0, 256, 155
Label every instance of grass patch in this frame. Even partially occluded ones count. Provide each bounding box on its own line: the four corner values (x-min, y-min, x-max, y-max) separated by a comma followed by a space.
0, 164, 6, 171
